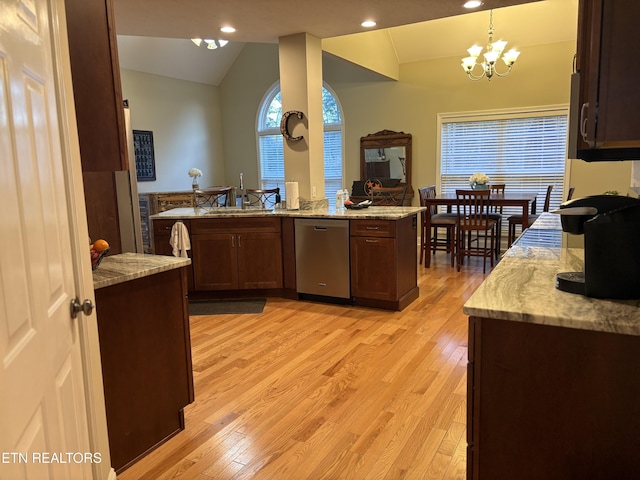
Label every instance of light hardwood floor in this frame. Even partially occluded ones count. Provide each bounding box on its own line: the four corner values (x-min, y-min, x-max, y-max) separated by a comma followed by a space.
117, 251, 488, 480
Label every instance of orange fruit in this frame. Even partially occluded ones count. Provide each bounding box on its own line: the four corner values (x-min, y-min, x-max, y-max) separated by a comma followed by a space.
92, 239, 109, 252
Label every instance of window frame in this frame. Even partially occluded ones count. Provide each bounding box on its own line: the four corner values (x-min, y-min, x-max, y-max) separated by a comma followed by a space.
436, 104, 571, 214
256, 81, 345, 205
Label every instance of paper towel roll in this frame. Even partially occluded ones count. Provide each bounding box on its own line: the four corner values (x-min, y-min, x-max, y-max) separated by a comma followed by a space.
285, 181, 299, 210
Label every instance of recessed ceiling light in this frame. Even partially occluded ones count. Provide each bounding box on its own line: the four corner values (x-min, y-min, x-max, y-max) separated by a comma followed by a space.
361, 20, 377, 28
463, 0, 483, 8
220, 26, 236, 33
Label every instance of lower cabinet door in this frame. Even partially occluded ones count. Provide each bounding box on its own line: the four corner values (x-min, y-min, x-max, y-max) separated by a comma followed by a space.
191, 233, 238, 290
350, 236, 397, 300
237, 232, 283, 289
153, 234, 195, 291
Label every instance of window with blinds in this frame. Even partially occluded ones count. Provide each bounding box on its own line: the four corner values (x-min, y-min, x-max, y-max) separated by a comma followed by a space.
439, 108, 569, 216
257, 83, 344, 206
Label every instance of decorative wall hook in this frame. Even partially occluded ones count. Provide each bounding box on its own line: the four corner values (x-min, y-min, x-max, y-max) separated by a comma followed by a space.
280, 110, 305, 141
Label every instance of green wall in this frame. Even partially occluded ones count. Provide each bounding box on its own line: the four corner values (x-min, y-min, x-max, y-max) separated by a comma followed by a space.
122, 40, 632, 201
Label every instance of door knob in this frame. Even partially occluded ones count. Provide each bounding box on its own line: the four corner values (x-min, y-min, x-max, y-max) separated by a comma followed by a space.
70, 297, 95, 319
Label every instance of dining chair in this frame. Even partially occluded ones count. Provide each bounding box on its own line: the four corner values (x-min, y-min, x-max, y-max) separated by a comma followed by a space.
245, 187, 280, 209
455, 189, 498, 273
419, 186, 457, 267
488, 183, 506, 259
370, 185, 407, 206
194, 186, 233, 209
507, 185, 553, 247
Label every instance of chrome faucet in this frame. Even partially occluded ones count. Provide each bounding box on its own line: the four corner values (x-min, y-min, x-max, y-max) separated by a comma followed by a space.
239, 173, 245, 209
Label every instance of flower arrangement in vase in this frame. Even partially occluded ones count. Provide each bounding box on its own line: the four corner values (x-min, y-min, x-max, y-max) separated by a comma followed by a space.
469, 172, 490, 190
188, 168, 203, 190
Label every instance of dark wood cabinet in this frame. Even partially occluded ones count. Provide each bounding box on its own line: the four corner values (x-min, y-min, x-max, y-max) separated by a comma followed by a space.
190, 233, 238, 290
573, 0, 640, 161
350, 215, 419, 310
65, 0, 129, 253
151, 213, 420, 309
65, 0, 128, 172
467, 316, 640, 480
189, 217, 283, 291
94, 267, 194, 474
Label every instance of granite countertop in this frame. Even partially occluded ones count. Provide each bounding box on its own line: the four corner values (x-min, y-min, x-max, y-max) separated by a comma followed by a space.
463, 213, 640, 336
151, 206, 425, 221
92, 253, 191, 289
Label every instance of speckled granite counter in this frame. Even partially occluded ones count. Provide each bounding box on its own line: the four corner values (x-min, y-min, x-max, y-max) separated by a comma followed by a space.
92, 253, 191, 289
463, 213, 640, 336
151, 206, 424, 221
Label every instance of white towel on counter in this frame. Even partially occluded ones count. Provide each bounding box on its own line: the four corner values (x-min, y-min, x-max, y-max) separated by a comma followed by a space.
169, 221, 191, 258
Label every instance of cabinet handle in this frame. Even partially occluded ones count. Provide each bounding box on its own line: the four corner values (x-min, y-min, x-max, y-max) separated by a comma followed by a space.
365, 239, 378, 243
232, 236, 235, 248
365, 226, 379, 230
238, 235, 242, 248
580, 102, 589, 142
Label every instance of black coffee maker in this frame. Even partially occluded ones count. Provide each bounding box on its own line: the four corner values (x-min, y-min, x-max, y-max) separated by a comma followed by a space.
555, 194, 640, 299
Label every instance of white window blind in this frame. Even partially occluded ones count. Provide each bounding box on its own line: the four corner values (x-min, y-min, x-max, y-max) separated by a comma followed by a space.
258, 134, 284, 191
440, 110, 568, 215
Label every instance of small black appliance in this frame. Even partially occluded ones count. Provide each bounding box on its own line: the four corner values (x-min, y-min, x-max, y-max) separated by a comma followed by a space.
554, 194, 640, 299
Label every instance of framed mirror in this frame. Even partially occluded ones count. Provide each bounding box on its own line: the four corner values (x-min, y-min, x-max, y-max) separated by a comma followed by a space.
358, 130, 413, 205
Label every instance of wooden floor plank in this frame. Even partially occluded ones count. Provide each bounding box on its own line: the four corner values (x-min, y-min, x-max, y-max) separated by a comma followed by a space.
116, 252, 490, 479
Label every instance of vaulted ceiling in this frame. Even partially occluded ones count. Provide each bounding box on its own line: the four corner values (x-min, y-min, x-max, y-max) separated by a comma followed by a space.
114, 0, 578, 85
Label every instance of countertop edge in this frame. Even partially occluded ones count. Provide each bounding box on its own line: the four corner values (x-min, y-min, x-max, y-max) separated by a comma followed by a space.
93, 253, 191, 289
463, 222, 640, 337
150, 206, 425, 221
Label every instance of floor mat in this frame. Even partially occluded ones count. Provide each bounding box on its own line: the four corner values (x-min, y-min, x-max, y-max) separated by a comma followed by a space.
188, 298, 266, 315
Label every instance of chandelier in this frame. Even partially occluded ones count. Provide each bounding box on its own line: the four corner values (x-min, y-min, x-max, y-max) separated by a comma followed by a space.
191, 38, 229, 50
461, 10, 520, 81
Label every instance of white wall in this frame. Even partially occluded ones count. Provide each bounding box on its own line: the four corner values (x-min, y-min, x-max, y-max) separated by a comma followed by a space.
120, 69, 226, 193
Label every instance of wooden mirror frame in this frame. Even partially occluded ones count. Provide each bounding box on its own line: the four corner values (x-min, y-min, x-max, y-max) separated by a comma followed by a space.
359, 130, 413, 205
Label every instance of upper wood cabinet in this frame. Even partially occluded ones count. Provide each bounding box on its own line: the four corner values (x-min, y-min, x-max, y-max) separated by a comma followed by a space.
572, 0, 640, 161
65, 0, 128, 171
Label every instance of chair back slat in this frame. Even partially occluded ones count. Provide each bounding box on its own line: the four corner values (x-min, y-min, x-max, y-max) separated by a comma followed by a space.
246, 187, 280, 209
195, 187, 233, 208
489, 183, 505, 214
542, 185, 554, 212
418, 185, 438, 216
456, 189, 492, 230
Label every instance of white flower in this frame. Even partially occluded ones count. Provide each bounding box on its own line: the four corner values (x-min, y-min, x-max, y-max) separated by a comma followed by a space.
469, 172, 490, 186
188, 168, 203, 178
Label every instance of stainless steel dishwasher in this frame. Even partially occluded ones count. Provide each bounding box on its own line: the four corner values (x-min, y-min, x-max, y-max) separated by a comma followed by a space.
294, 218, 350, 299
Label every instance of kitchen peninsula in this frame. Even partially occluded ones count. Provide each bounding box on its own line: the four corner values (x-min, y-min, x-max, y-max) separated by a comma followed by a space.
463, 214, 640, 479
151, 206, 424, 311
93, 254, 193, 473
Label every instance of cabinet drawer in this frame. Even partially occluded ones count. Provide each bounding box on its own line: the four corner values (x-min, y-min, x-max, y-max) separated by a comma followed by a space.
350, 219, 396, 238
153, 219, 191, 235
191, 217, 281, 234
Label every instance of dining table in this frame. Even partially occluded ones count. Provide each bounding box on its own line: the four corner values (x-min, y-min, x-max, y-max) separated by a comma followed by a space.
422, 190, 538, 268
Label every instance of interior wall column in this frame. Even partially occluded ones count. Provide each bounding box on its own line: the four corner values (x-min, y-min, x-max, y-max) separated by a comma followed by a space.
278, 33, 325, 204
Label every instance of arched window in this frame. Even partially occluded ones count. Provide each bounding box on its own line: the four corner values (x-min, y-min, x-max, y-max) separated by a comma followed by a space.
256, 82, 344, 207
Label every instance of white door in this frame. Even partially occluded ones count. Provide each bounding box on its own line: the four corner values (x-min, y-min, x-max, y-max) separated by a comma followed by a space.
0, 0, 96, 478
